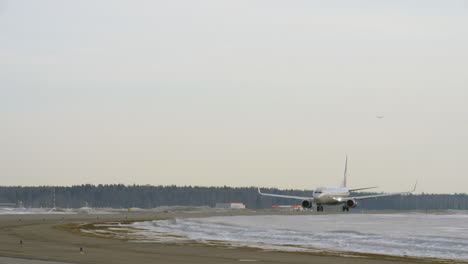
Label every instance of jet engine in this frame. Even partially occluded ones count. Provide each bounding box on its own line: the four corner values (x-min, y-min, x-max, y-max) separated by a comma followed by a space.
301, 200, 313, 209
346, 199, 358, 208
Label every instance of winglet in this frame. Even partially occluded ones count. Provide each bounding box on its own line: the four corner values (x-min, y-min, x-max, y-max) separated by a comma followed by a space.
258, 187, 262, 195
411, 179, 418, 193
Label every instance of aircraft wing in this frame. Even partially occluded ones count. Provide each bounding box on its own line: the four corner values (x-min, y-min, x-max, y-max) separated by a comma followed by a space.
347, 191, 411, 201
258, 188, 312, 200
348, 186, 378, 192
345, 181, 417, 201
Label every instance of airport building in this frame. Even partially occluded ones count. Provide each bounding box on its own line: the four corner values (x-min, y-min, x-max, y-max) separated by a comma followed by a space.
0, 202, 16, 208
272, 205, 303, 211
215, 203, 246, 209
272, 205, 302, 209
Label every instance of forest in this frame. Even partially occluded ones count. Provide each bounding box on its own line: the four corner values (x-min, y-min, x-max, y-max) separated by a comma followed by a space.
0, 185, 467, 210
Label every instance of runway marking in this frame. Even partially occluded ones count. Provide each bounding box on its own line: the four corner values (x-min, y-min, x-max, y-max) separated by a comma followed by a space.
238, 259, 258, 262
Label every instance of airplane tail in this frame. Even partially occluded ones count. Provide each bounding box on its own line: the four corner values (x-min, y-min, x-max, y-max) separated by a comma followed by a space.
341, 155, 348, 188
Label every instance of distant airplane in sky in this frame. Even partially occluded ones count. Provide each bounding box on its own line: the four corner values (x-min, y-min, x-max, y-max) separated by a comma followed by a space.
258, 156, 416, 212
376, 115, 384, 119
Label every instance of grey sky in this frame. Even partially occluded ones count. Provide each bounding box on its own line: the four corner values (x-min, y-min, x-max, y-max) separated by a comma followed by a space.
1, 1, 467, 193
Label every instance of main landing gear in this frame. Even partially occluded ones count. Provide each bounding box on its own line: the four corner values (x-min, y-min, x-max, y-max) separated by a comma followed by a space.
316, 205, 324, 212
342, 205, 350, 212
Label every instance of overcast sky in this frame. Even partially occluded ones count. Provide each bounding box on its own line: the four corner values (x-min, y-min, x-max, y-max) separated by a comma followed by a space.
1, 1, 467, 193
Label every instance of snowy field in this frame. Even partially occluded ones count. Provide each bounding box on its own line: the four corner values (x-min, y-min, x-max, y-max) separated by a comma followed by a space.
128, 213, 468, 261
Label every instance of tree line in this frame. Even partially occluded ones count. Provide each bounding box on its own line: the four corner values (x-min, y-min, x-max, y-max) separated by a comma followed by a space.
0, 185, 467, 210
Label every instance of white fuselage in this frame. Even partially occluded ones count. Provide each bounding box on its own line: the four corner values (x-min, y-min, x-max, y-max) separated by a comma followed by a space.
313, 187, 350, 205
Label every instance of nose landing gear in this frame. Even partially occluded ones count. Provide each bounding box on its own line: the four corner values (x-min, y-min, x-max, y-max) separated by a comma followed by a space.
316, 205, 324, 212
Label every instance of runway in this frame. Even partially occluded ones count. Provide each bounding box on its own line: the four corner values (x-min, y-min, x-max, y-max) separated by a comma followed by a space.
0, 257, 73, 264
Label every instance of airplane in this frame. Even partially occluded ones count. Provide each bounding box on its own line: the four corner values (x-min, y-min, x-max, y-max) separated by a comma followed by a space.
258, 156, 416, 212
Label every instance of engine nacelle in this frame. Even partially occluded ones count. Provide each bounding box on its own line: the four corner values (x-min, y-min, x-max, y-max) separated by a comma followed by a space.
346, 199, 358, 208
301, 199, 313, 209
